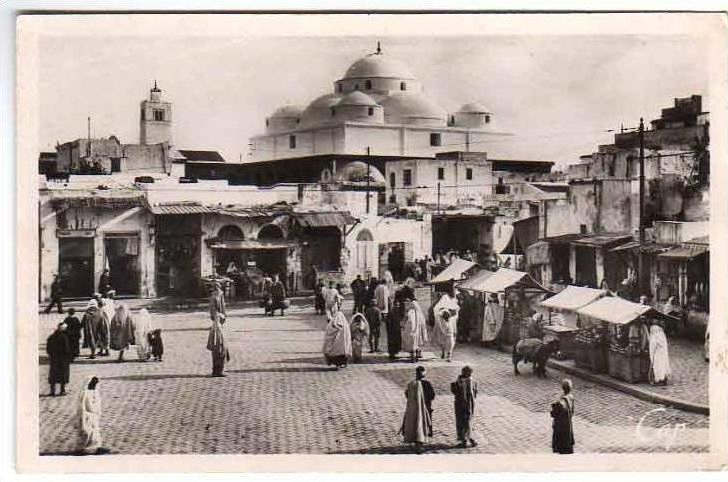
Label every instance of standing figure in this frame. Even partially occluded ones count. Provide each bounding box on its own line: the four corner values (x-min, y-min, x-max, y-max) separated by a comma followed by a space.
44, 274, 64, 314
386, 289, 404, 360
46, 322, 72, 396
77, 376, 106, 455
400, 366, 433, 449
323, 281, 341, 320
350, 274, 367, 315
382, 270, 395, 308
648, 320, 671, 385
81, 299, 99, 359
109, 303, 135, 362
704, 324, 710, 363
95, 299, 111, 357
207, 313, 229, 377
209, 282, 226, 323
269, 274, 287, 316
63, 308, 82, 359
364, 299, 382, 353
349, 312, 370, 363
98, 269, 111, 296
148, 329, 164, 362
373, 279, 390, 327
436, 311, 457, 362
322, 303, 352, 369
527, 312, 545, 339
451, 366, 478, 448
314, 279, 326, 315
481, 294, 504, 349
402, 298, 428, 362
551, 379, 575, 454
134, 308, 153, 361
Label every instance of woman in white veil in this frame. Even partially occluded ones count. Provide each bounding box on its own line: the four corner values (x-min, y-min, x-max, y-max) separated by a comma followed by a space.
135, 308, 154, 361
77, 376, 105, 454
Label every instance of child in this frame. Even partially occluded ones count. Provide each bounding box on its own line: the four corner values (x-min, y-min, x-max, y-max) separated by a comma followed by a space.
364, 300, 382, 353
148, 329, 164, 361
350, 312, 370, 363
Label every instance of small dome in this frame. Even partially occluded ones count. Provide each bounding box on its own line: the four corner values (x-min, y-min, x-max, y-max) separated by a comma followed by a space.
458, 102, 492, 114
342, 53, 416, 80
269, 104, 304, 119
338, 91, 379, 107
380, 93, 448, 125
333, 161, 386, 185
300, 94, 341, 128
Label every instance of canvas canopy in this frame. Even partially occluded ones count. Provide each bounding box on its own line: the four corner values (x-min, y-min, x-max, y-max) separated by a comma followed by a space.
455, 269, 494, 291
541, 286, 606, 312
461, 268, 549, 294
575, 297, 653, 325
429, 257, 477, 285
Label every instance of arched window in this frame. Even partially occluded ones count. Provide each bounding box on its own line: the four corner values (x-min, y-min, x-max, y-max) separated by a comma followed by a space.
485, 114, 491, 123
355, 229, 375, 274
365, 80, 372, 90
400, 82, 407, 91
354, 83, 359, 91
218, 225, 244, 241
337, 83, 342, 93
258, 224, 284, 240
389, 172, 396, 188
368, 107, 374, 116
331, 107, 336, 117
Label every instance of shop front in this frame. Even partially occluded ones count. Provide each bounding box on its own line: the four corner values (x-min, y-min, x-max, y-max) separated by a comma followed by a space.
154, 214, 203, 298
103, 233, 141, 296
57, 232, 95, 298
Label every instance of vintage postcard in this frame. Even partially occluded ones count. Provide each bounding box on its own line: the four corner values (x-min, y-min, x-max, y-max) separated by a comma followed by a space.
15, 12, 728, 473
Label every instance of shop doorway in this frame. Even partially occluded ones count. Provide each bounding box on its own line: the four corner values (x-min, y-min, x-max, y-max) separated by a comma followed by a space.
58, 237, 94, 298
574, 246, 597, 287
155, 215, 202, 298
104, 234, 141, 296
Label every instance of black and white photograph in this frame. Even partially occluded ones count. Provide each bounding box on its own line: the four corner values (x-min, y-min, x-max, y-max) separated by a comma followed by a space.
14, 11, 728, 473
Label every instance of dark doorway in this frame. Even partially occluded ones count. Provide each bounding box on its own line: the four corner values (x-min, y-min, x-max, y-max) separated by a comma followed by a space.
156, 215, 202, 298
104, 235, 140, 296
58, 237, 94, 298
550, 244, 571, 283
574, 246, 597, 287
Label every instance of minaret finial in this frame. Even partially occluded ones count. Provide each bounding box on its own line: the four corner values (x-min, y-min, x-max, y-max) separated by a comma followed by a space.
376, 41, 381, 54
154, 79, 157, 90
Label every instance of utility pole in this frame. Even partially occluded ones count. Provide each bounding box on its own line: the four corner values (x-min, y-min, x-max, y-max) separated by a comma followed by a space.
366, 146, 371, 215
638, 117, 646, 295
87, 116, 92, 157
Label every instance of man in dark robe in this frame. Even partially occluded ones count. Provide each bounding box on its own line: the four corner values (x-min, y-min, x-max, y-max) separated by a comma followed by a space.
551, 379, 575, 454
270, 274, 287, 316
451, 365, 478, 448
63, 308, 82, 359
44, 274, 64, 314
98, 269, 111, 296
386, 289, 404, 360
350, 274, 367, 315
46, 322, 72, 396
364, 299, 382, 353
416, 366, 436, 437
81, 300, 100, 359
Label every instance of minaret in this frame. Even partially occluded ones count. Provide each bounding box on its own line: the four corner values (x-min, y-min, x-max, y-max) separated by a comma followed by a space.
140, 81, 173, 145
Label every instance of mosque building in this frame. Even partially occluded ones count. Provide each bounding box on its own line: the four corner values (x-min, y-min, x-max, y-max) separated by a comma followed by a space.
249, 42, 510, 162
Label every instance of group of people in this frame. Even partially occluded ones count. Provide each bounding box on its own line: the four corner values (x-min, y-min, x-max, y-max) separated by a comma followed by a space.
46, 297, 162, 397
320, 273, 438, 368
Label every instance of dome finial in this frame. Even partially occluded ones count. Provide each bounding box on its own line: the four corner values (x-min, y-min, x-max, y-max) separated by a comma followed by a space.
376, 41, 381, 55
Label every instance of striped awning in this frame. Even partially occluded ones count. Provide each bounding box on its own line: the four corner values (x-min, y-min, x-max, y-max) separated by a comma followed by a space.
293, 212, 357, 228
148, 203, 214, 215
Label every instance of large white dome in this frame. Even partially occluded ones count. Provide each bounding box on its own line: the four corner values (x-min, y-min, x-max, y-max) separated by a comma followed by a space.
342, 52, 416, 80
380, 92, 448, 126
299, 94, 341, 128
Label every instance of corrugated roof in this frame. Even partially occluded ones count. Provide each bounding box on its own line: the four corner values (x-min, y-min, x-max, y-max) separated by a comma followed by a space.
430, 258, 477, 284
207, 239, 295, 250
609, 241, 674, 254
148, 203, 215, 215
571, 233, 632, 248
658, 245, 709, 260
575, 297, 652, 325
541, 286, 606, 312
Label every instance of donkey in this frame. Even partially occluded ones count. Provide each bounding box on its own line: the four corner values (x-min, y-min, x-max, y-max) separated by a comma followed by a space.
512, 337, 560, 377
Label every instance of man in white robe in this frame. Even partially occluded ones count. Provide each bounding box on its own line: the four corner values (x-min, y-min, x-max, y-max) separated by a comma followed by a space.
648, 321, 671, 385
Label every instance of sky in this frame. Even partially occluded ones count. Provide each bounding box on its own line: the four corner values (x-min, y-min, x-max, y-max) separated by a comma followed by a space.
35, 31, 710, 168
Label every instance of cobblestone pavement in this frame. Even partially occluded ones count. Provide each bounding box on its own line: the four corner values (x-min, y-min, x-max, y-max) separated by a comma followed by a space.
38, 294, 708, 455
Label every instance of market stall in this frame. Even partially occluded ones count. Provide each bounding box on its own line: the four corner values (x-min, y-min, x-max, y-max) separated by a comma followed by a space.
429, 257, 478, 288
575, 297, 678, 383
459, 268, 552, 345
540, 286, 607, 359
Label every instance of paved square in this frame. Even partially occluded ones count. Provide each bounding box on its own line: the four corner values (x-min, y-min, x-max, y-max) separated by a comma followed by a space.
38, 296, 708, 455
